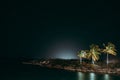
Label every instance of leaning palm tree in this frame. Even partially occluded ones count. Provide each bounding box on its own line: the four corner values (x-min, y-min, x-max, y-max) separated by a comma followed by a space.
102, 42, 117, 67
87, 44, 101, 64
77, 50, 88, 64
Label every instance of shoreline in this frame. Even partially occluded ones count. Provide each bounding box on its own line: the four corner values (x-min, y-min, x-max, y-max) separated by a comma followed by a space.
22, 62, 120, 75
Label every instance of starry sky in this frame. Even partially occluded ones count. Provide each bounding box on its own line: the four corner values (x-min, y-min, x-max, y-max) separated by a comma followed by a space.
6, 0, 120, 59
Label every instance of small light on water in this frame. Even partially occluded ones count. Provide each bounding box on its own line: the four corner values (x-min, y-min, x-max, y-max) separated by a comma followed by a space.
104, 74, 110, 80
78, 72, 85, 80
90, 73, 96, 80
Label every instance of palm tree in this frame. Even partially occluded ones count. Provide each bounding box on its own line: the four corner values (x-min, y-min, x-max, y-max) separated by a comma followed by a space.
77, 50, 87, 64
102, 42, 117, 67
87, 44, 101, 64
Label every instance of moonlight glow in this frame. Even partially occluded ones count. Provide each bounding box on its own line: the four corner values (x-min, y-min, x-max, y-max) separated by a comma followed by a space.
46, 40, 79, 59
53, 50, 77, 59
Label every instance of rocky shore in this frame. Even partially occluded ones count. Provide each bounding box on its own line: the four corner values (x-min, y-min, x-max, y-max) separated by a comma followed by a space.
23, 59, 120, 75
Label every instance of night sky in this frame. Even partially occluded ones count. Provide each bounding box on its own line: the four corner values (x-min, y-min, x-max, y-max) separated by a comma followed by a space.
6, 0, 120, 59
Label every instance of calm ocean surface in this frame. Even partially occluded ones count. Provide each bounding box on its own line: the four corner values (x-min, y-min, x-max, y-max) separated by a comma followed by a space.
1, 62, 120, 80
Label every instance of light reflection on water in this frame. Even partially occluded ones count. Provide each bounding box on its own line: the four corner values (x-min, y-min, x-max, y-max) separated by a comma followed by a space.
104, 74, 110, 80
77, 72, 111, 80
89, 73, 96, 80
78, 72, 85, 80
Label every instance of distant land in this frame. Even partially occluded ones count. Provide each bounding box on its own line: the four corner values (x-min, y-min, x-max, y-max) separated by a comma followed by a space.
23, 58, 120, 75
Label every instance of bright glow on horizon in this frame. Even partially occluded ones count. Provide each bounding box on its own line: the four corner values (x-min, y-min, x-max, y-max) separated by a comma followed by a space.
53, 50, 77, 59
46, 40, 80, 59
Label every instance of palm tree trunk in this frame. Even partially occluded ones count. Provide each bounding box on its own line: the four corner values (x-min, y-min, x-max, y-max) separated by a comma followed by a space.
92, 59, 94, 64
80, 57, 82, 64
107, 53, 109, 71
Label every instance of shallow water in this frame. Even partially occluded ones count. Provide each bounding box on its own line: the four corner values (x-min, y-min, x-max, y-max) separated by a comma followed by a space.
1, 63, 120, 80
